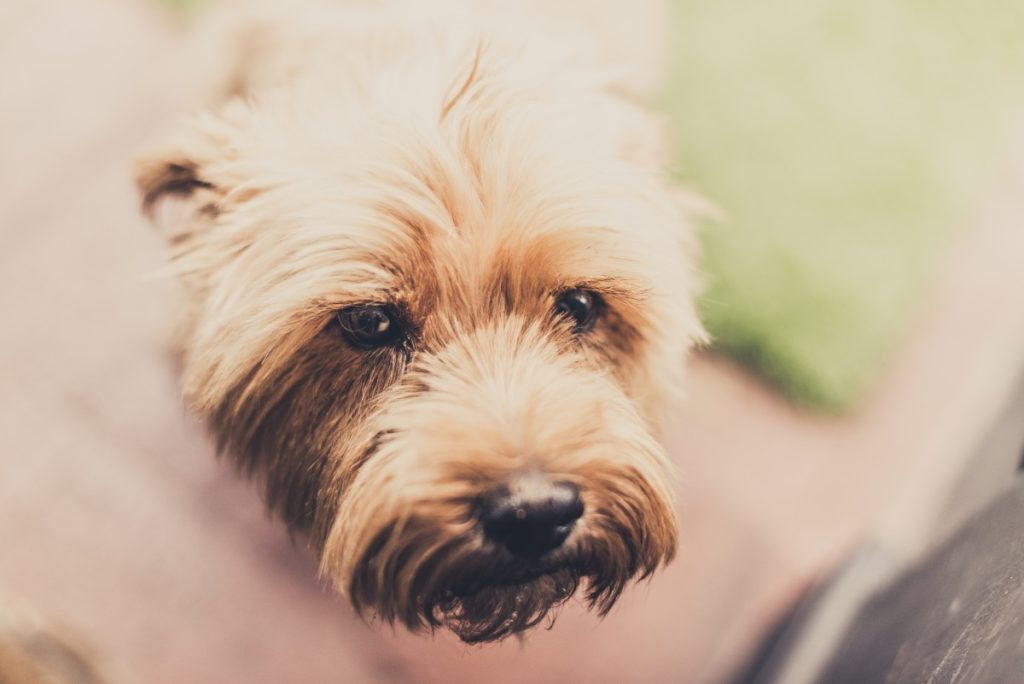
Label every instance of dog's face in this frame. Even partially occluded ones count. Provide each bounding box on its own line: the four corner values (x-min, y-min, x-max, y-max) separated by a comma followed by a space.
136, 46, 702, 642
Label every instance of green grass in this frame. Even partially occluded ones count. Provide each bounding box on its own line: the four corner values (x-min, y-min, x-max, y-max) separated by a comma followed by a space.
665, 0, 1024, 410
159, 0, 203, 12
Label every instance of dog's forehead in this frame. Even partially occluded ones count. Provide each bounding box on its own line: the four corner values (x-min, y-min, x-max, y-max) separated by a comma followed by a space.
215, 52, 684, 321
361, 164, 656, 323
214, 93, 685, 359
289, 133, 668, 306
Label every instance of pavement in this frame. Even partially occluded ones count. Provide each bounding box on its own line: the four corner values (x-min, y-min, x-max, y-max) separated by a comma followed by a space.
3, 1, 1024, 683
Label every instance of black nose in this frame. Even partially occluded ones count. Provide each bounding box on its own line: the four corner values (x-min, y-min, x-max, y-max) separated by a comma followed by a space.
479, 478, 584, 558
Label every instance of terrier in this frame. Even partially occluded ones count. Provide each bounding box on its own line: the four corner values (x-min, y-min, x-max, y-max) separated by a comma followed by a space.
135, 0, 704, 643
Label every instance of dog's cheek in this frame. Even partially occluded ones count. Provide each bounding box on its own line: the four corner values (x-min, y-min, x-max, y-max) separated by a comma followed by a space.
208, 329, 407, 541
561, 396, 679, 569
584, 305, 643, 387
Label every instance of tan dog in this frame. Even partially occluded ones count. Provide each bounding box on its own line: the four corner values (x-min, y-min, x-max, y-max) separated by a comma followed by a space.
135, 0, 704, 643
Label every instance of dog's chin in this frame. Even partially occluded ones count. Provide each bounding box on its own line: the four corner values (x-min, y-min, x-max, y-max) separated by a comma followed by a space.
346, 536, 637, 644
338, 492, 677, 643
430, 563, 584, 643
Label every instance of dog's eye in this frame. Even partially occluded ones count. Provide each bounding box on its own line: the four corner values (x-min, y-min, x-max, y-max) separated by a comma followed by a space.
334, 304, 405, 349
553, 288, 602, 333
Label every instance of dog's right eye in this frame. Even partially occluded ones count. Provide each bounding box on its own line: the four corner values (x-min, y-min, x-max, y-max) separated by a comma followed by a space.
553, 288, 602, 334
334, 304, 405, 350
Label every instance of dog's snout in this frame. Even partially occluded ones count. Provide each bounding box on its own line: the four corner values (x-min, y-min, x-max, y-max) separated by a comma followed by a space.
479, 478, 583, 558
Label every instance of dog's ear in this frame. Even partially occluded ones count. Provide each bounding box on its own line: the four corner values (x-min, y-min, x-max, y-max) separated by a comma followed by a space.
133, 136, 232, 240
133, 105, 248, 234
134, 155, 219, 228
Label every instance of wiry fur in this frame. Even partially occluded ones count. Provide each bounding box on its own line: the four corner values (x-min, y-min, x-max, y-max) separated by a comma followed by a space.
136, 0, 704, 643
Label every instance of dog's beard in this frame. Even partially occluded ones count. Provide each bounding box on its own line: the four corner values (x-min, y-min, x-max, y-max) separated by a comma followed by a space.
340, 506, 667, 644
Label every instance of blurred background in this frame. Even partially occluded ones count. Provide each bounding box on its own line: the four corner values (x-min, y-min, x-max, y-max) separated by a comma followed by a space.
2, 0, 1024, 682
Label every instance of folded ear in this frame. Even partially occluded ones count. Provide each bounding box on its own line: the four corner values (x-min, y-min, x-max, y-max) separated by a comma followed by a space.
133, 141, 227, 237
136, 158, 213, 216
132, 104, 249, 233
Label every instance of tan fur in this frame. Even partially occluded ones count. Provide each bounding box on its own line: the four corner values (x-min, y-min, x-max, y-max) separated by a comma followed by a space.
135, 0, 704, 643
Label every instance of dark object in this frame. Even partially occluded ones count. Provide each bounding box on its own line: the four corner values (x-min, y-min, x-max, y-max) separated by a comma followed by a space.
480, 479, 584, 558
819, 482, 1024, 684
334, 304, 407, 350
553, 288, 603, 333
736, 367, 1024, 684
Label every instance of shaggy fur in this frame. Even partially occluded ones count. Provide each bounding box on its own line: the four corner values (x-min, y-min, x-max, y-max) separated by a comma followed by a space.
136, 0, 704, 643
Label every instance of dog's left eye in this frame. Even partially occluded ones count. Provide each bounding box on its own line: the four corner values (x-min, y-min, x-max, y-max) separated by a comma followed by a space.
334, 304, 405, 349
553, 288, 602, 333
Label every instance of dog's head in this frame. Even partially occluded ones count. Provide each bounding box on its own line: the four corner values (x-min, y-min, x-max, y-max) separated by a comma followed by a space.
136, 37, 703, 642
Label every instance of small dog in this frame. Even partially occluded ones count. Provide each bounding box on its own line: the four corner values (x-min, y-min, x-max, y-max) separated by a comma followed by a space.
136, 0, 704, 643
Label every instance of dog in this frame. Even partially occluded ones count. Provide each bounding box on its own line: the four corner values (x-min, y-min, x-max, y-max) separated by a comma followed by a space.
135, 0, 704, 643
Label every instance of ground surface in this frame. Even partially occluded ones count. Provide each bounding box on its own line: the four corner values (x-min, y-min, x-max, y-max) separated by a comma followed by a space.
3, 1, 1024, 683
